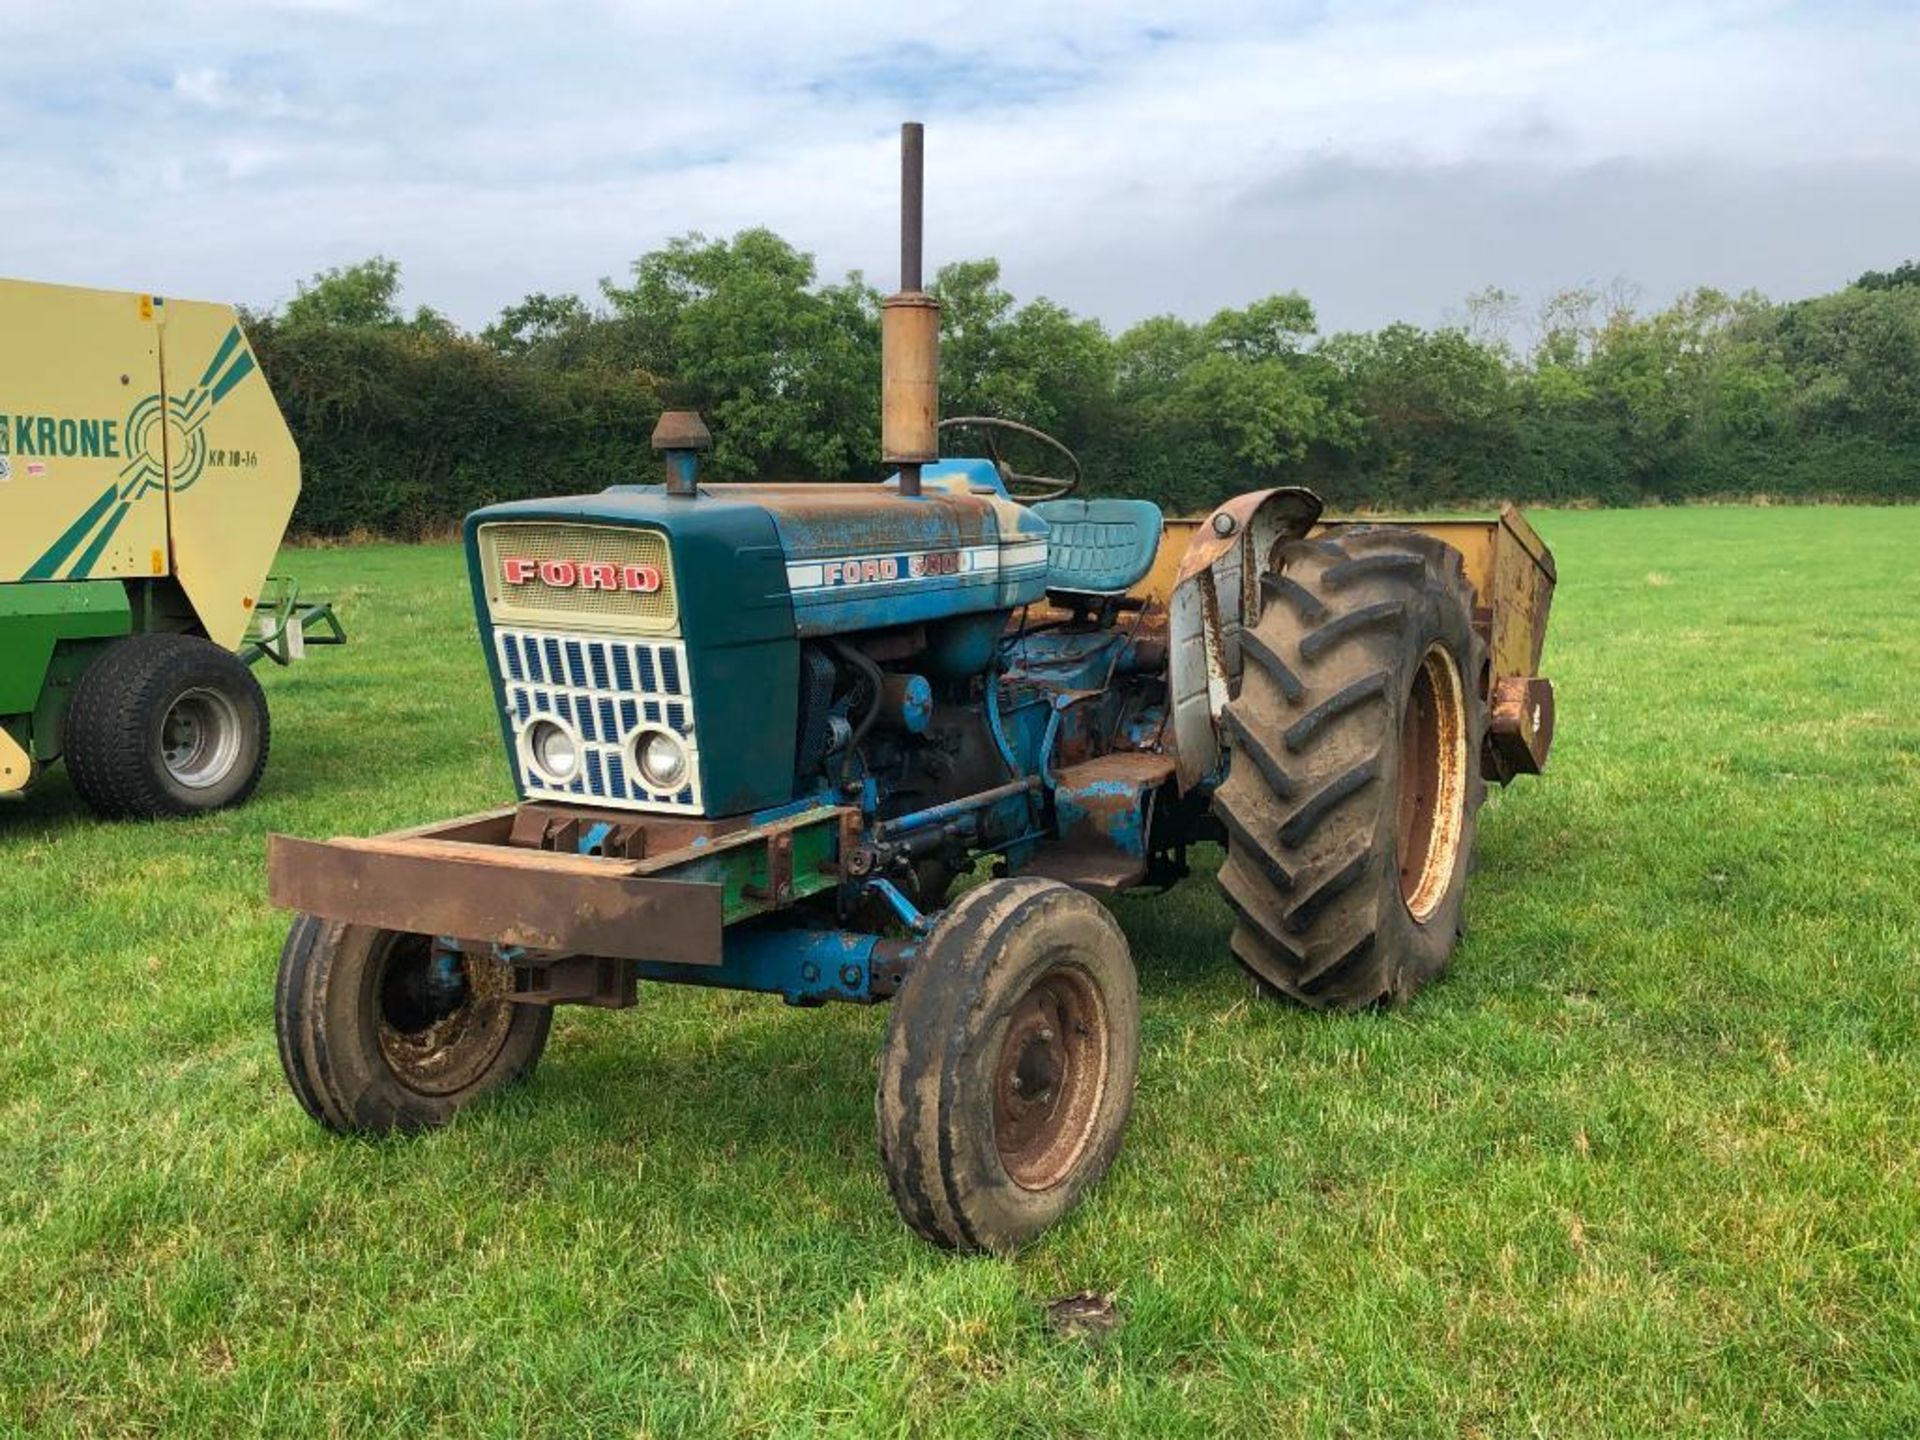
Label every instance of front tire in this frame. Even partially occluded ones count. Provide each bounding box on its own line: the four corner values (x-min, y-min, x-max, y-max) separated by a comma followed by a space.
1211, 528, 1488, 1009
276, 915, 553, 1134
876, 879, 1140, 1253
64, 633, 269, 819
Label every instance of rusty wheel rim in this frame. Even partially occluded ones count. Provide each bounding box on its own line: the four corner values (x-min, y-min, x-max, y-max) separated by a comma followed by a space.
373, 932, 515, 1097
1396, 643, 1470, 923
993, 963, 1110, 1191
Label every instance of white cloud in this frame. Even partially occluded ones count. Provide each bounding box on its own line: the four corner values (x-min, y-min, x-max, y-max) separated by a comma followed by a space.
171, 67, 232, 109
171, 65, 301, 121
2, 0, 1916, 330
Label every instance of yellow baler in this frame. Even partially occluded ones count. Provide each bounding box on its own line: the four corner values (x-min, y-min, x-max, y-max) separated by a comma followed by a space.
0, 278, 338, 817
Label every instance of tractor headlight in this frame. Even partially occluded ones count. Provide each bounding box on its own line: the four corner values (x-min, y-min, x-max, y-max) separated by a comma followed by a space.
526, 719, 580, 784
633, 729, 688, 790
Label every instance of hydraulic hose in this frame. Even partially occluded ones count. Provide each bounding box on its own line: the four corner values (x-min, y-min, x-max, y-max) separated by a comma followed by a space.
829, 638, 886, 785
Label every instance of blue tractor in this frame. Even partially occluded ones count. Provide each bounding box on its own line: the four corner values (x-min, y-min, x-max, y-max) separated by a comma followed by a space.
270, 126, 1557, 1251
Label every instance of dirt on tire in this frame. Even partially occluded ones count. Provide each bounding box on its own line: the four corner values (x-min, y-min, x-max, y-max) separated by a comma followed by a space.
1211, 527, 1488, 1010
276, 917, 553, 1134
875, 878, 1139, 1253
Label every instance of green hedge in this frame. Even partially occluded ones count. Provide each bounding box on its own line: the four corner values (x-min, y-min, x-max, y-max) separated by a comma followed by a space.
254, 320, 663, 538
257, 251, 1920, 538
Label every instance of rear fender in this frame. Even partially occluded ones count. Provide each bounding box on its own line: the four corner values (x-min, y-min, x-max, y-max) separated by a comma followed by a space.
1166, 488, 1321, 791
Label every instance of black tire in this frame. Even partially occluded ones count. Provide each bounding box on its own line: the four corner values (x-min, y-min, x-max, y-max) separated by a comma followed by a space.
276, 915, 553, 1134
1211, 527, 1488, 1010
64, 633, 269, 819
876, 878, 1139, 1253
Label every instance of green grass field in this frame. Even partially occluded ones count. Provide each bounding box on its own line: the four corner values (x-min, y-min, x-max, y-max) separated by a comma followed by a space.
3, 507, 1917, 1437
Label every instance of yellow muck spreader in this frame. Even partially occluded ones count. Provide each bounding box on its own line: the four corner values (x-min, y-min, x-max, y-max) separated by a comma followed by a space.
0, 278, 342, 818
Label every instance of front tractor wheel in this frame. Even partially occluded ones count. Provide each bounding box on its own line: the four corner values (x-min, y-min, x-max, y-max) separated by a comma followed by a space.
275, 916, 553, 1134
1211, 527, 1488, 1009
876, 879, 1140, 1253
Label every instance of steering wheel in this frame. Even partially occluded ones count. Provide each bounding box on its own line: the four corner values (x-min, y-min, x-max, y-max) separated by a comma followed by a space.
937, 417, 1081, 500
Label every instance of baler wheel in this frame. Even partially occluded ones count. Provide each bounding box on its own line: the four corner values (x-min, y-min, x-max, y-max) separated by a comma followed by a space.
875, 878, 1139, 1252
275, 916, 552, 1134
64, 633, 269, 819
1210, 528, 1487, 1010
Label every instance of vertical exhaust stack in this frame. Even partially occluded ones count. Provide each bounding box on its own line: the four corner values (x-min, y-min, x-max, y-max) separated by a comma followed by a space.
882, 122, 939, 498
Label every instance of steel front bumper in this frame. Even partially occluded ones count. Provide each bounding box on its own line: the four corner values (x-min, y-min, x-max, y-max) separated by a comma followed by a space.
267, 801, 854, 966
267, 813, 723, 966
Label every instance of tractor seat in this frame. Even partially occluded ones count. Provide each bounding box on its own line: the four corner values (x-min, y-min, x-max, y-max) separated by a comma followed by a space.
1030, 498, 1165, 600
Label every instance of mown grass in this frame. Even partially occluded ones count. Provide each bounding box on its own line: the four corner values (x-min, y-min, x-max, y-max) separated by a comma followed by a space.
2, 507, 1917, 1437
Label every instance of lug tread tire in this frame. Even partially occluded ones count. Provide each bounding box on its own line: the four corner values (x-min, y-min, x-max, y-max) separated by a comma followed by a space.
876, 879, 1140, 1253
275, 917, 553, 1135
64, 633, 269, 819
275, 913, 343, 1130
1212, 528, 1487, 1011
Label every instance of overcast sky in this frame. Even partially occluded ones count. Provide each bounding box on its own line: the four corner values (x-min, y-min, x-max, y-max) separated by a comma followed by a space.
5, 1, 1917, 337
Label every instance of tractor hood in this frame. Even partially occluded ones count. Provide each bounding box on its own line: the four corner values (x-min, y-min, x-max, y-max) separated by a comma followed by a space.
467, 461, 1049, 644
460, 461, 1051, 818
715, 467, 1049, 637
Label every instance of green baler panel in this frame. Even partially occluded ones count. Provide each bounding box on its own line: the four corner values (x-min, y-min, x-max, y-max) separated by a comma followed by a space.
0, 581, 132, 715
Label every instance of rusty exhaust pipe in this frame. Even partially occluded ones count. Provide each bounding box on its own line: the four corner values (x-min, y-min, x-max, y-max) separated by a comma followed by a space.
900, 119, 924, 292
882, 121, 939, 498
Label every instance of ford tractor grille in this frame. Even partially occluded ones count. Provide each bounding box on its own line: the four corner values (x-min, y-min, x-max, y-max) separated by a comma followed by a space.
478, 522, 678, 633
494, 627, 703, 814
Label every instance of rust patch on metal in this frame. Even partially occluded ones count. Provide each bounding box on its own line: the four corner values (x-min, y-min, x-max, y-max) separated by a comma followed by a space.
1396, 643, 1470, 923
715, 483, 999, 556
1172, 487, 1323, 589
508, 803, 750, 858
650, 410, 713, 453
628, 803, 850, 876
994, 964, 1111, 1191
267, 833, 724, 964
864, 939, 915, 1000
1027, 752, 1174, 894
1487, 675, 1556, 782
381, 807, 519, 845
1060, 752, 1175, 785
745, 830, 796, 903
509, 953, 639, 1009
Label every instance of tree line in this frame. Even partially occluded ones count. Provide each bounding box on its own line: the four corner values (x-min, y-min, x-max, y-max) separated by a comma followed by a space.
245, 235, 1920, 538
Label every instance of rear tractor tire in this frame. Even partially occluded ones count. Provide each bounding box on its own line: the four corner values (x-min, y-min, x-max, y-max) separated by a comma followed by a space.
64, 632, 270, 819
276, 915, 553, 1134
876, 878, 1140, 1253
1211, 527, 1488, 1010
